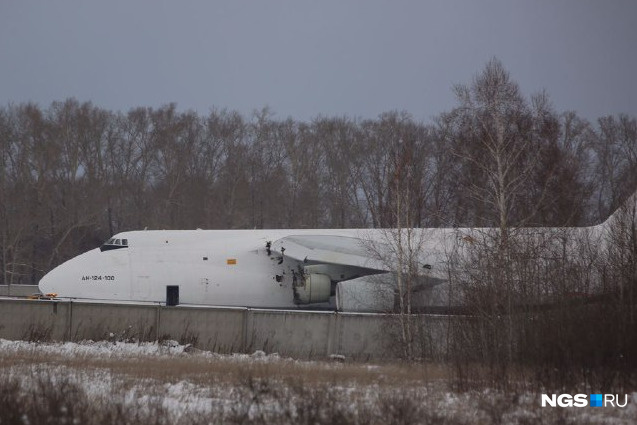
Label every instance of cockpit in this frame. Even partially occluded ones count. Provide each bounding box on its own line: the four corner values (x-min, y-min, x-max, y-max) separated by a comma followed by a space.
100, 237, 129, 252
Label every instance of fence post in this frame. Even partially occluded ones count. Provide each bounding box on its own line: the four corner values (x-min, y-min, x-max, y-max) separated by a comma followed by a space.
155, 303, 161, 342
326, 312, 339, 356
67, 300, 73, 341
242, 308, 251, 353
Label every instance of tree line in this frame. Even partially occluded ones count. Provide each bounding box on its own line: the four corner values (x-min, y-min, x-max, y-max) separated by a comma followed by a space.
1, 58, 636, 285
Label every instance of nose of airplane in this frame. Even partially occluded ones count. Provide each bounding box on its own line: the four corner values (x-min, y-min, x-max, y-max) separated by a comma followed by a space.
38, 248, 103, 297
38, 263, 63, 296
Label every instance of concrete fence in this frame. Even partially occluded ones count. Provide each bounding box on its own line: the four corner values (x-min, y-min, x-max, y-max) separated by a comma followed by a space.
0, 298, 452, 360
0, 285, 38, 297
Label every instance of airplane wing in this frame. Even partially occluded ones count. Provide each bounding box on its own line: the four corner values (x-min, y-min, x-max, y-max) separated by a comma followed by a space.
270, 235, 388, 271
269, 234, 448, 310
268, 235, 388, 307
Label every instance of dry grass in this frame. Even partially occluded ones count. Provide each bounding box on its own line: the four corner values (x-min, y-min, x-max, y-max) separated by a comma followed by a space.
0, 344, 450, 388
1, 342, 635, 425
0, 350, 458, 425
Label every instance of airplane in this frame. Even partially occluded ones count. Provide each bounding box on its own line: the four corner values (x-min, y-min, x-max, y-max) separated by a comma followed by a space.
37, 228, 450, 312
37, 193, 635, 312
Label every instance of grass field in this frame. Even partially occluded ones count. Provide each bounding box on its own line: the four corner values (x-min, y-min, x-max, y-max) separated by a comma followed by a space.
0, 339, 634, 424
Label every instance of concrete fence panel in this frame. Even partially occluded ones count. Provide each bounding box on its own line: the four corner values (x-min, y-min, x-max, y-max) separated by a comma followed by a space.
69, 302, 157, 342
248, 309, 333, 358
159, 306, 245, 353
0, 299, 453, 360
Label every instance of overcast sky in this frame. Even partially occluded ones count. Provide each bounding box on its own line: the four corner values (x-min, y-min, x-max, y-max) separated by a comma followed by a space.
1, 1, 636, 123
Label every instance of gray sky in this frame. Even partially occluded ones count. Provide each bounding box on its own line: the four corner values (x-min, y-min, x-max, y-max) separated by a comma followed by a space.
1, 0, 636, 123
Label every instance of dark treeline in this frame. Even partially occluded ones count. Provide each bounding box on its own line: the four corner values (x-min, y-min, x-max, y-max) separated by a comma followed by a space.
1, 59, 636, 284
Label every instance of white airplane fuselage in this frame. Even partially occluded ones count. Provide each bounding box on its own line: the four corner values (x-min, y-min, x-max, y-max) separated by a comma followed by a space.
37, 207, 622, 312
38, 229, 410, 310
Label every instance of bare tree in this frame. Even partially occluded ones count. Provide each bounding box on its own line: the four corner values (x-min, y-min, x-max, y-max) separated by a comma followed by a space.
0, 108, 12, 286
362, 125, 433, 359
441, 60, 565, 379
282, 121, 323, 228
592, 114, 637, 221
243, 108, 290, 229
317, 116, 365, 227
208, 109, 248, 228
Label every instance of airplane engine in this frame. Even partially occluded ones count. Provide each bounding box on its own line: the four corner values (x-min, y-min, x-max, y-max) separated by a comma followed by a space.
335, 275, 395, 312
293, 273, 331, 304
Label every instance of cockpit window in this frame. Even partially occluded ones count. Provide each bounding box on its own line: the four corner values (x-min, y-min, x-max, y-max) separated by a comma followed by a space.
100, 237, 130, 252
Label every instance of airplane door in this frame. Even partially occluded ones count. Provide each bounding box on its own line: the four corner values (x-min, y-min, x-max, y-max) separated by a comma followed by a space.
166, 285, 179, 306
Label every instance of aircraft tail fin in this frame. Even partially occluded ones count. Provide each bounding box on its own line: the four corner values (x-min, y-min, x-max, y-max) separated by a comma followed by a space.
602, 190, 637, 229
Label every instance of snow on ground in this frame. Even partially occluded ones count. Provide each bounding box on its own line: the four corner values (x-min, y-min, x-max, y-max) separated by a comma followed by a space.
0, 338, 295, 365
1, 339, 636, 425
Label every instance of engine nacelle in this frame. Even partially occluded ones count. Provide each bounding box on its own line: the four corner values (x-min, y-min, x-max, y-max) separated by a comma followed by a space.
293, 273, 331, 304
335, 275, 395, 312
